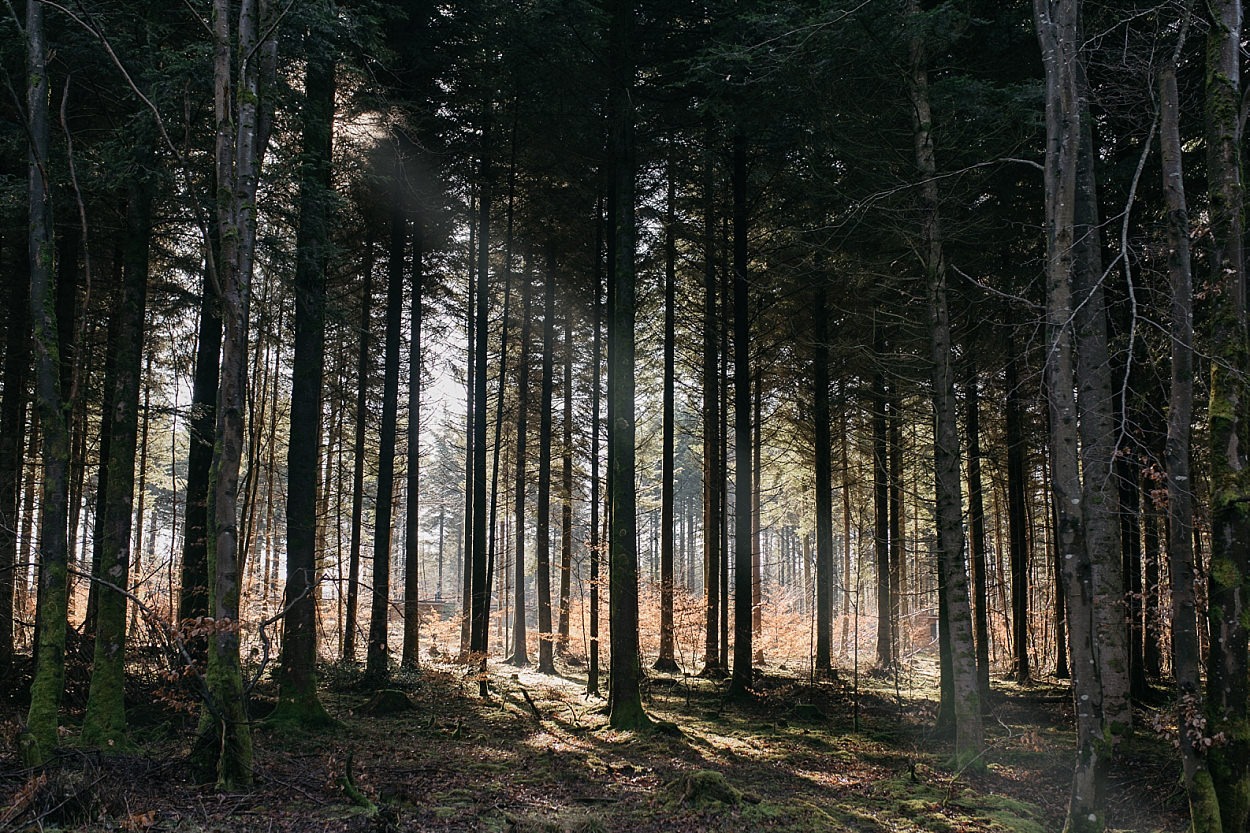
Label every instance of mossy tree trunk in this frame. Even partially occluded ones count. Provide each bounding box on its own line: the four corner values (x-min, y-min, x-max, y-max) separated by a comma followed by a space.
198, 0, 277, 789
23, 0, 71, 767
82, 147, 154, 749
1203, 0, 1249, 829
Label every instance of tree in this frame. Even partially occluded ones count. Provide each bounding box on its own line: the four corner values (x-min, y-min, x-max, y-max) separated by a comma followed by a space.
654, 160, 679, 674
197, 0, 278, 789
510, 256, 534, 667
22, 0, 71, 767
273, 8, 337, 725
606, 0, 647, 730
536, 245, 557, 675
1202, 0, 1249, 826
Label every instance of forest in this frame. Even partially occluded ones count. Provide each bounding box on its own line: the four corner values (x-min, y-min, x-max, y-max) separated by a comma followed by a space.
0, 0, 1246, 831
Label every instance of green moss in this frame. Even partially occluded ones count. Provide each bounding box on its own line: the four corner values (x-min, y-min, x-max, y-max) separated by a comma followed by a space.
1210, 557, 1241, 589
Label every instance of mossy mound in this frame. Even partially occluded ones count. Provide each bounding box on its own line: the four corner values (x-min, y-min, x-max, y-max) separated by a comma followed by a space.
666, 770, 741, 808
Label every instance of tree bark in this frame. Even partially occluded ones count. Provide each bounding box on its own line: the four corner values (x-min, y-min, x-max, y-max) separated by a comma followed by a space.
344, 233, 374, 661
274, 28, 335, 722
700, 134, 723, 678
365, 184, 407, 684
729, 132, 753, 698
23, 0, 70, 765
402, 217, 423, 669
82, 149, 154, 748
964, 364, 991, 706
606, 0, 647, 728
1004, 340, 1030, 682
510, 256, 533, 667
0, 224, 31, 670
536, 245, 557, 675
1202, 0, 1249, 827
1034, 1, 1108, 825
872, 329, 891, 671
655, 161, 679, 673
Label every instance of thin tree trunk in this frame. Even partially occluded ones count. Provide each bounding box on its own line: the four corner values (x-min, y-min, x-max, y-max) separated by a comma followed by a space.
402, 217, 423, 669
700, 135, 723, 678
1159, 22, 1221, 828
655, 160, 678, 673
344, 233, 374, 662
729, 132, 753, 698
510, 257, 533, 667
535, 243, 557, 675
365, 187, 407, 684
813, 289, 834, 674
587, 227, 603, 695
1004, 339, 1030, 682
872, 328, 891, 671
557, 305, 573, 653
0, 229, 31, 669
469, 113, 493, 695
459, 194, 475, 659
964, 364, 991, 706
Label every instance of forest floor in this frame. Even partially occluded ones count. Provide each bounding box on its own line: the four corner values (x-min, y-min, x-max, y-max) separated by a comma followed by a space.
0, 646, 1190, 833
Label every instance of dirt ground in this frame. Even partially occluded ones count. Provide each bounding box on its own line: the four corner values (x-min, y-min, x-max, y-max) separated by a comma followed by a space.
0, 653, 1191, 832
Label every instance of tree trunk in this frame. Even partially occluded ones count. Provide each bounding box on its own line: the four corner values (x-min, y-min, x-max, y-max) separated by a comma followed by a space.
1034, 1, 1108, 825
23, 0, 70, 765
536, 245, 557, 675
0, 224, 31, 670
274, 33, 335, 723
700, 135, 723, 678
587, 225, 603, 695
964, 364, 991, 707
606, 0, 647, 729
510, 257, 533, 667
402, 217, 423, 669
1004, 340, 1030, 682
460, 193, 476, 659
654, 161, 679, 673
1159, 23, 1222, 829
344, 233, 374, 662
557, 306, 574, 654
729, 132, 753, 698
1073, 105, 1129, 738
910, 10, 983, 764
813, 289, 835, 675
872, 330, 891, 671
366, 187, 406, 685
198, 0, 276, 789
469, 115, 493, 695
82, 151, 154, 748
1203, 0, 1249, 827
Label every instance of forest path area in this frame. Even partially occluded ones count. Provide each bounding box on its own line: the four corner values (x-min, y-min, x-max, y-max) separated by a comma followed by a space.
0, 657, 1188, 832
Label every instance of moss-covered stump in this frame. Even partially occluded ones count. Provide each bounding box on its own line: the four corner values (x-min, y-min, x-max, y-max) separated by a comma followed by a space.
357, 689, 416, 716
666, 770, 741, 808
